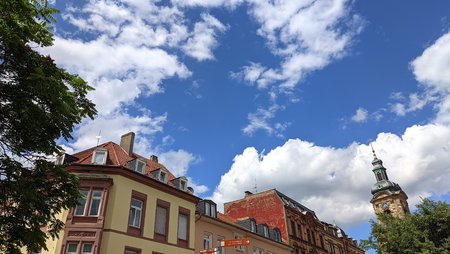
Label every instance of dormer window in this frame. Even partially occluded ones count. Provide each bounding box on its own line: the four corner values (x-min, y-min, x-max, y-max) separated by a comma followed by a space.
179, 179, 187, 191
92, 149, 107, 165
135, 159, 146, 174
204, 201, 216, 218
273, 228, 281, 242
250, 219, 256, 232
159, 171, 167, 183
263, 224, 269, 237
55, 154, 65, 165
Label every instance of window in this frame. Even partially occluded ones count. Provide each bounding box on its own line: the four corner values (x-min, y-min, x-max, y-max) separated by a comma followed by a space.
204, 201, 216, 218
65, 242, 93, 254
263, 225, 269, 237
310, 230, 316, 245
74, 189, 103, 216
297, 223, 302, 239
135, 159, 146, 174
88, 190, 102, 216
203, 233, 212, 249
159, 171, 167, 183
320, 235, 324, 248
253, 248, 264, 254
179, 180, 186, 190
66, 243, 78, 254
177, 207, 190, 248
92, 149, 107, 165
127, 191, 147, 236
55, 154, 65, 165
154, 199, 170, 242
250, 219, 256, 232
217, 236, 225, 254
273, 228, 281, 242
290, 220, 296, 236
234, 234, 245, 251
124, 246, 141, 254
81, 243, 93, 254
129, 198, 143, 227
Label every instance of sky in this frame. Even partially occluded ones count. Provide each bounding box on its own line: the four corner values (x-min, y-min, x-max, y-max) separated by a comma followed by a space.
42, 0, 450, 252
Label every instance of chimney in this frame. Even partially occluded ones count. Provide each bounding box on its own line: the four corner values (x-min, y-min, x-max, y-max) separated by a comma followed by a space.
120, 132, 135, 156
245, 191, 253, 197
150, 155, 158, 163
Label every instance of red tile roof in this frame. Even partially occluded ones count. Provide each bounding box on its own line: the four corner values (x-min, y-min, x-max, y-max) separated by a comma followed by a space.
71, 141, 177, 182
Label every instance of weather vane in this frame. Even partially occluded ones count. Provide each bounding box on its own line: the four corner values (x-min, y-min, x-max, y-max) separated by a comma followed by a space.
96, 130, 102, 146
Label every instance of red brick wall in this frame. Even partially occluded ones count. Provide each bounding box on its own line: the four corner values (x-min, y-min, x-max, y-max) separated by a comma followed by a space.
224, 191, 289, 242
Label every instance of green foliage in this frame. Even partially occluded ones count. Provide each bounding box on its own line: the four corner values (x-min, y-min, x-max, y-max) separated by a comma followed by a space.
363, 199, 450, 254
0, 0, 96, 253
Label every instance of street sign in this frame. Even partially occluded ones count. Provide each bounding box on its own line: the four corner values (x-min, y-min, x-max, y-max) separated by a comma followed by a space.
200, 248, 219, 254
219, 238, 250, 247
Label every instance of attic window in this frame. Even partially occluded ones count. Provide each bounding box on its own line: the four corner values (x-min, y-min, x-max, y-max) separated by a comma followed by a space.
250, 219, 256, 232
159, 171, 167, 183
55, 154, 65, 165
263, 225, 269, 237
204, 202, 216, 218
92, 149, 107, 165
135, 159, 146, 174
179, 179, 187, 191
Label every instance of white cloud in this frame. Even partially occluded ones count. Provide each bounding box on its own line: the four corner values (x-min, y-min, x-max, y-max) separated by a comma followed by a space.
411, 30, 450, 124
242, 105, 288, 137
351, 107, 368, 123
182, 13, 228, 61
159, 150, 200, 177
234, 0, 362, 90
211, 123, 450, 228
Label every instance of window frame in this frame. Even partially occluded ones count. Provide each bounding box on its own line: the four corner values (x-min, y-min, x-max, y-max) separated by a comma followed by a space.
127, 190, 147, 236
154, 199, 170, 242
234, 233, 245, 252
91, 149, 107, 165
217, 235, 225, 254
74, 188, 103, 217
134, 159, 146, 174
124, 246, 141, 254
177, 206, 190, 248
203, 232, 212, 250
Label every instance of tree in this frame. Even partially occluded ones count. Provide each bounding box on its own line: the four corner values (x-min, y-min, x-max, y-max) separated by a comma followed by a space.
361, 198, 450, 254
0, 0, 96, 253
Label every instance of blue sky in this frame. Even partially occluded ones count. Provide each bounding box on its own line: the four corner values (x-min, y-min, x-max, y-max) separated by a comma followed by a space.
44, 0, 450, 252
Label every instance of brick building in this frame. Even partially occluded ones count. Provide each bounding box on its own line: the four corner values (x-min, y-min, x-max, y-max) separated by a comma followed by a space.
195, 200, 292, 254
224, 190, 364, 254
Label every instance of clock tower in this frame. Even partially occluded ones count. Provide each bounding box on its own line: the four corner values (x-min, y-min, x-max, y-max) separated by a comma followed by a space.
370, 148, 410, 218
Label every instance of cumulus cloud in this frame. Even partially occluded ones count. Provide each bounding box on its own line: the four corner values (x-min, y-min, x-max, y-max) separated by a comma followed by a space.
159, 149, 200, 177
351, 107, 368, 123
234, 0, 363, 90
211, 124, 450, 227
182, 13, 228, 61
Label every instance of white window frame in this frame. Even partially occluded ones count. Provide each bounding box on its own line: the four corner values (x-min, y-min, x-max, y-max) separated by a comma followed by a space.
134, 159, 146, 174
81, 243, 93, 254
177, 212, 188, 241
217, 236, 225, 254
88, 190, 103, 216
250, 219, 256, 232
179, 179, 187, 190
66, 243, 78, 254
263, 225, 269, 237
75, 189, 89, 216
92, 149, 107, 165
129, 198, 143, 228
159, 170, 167, 183
203, 232, 212, 249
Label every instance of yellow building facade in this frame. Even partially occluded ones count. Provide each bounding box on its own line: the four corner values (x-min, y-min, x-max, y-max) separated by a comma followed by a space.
30, 132, 199, 254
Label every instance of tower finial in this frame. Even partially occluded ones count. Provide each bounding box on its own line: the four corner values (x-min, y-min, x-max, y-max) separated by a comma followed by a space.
369, 139, 377, 159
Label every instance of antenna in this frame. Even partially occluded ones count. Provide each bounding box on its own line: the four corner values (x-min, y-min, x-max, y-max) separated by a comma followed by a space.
96, 130, 102, 146
254, 178, 257, 193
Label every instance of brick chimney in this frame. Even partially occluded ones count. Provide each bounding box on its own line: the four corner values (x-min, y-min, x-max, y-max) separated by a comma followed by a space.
150, 155, 158, 163
245, 191, 253, 197
120, 132, 135, 156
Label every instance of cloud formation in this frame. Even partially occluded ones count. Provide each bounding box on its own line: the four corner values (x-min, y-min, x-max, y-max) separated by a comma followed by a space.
211, 29, 450, 229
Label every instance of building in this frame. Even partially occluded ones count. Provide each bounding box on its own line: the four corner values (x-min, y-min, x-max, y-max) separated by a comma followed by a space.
224, 190, 364, 254
195, 199, 292, 254
35, 132, 200, 254
369, 149, 410, 218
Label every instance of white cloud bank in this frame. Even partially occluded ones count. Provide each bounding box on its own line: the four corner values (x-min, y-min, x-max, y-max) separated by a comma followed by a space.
211, 30, 450, 229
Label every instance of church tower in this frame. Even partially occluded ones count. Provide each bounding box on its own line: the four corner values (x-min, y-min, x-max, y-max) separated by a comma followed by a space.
370, 147, 410, 218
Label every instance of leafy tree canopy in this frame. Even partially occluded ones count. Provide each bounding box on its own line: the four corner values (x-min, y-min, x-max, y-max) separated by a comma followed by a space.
361, 198, 450, 254
0, 0, 96, 253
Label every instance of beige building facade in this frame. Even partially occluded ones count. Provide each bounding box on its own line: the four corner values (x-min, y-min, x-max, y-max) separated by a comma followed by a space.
27, 132, 199, 254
